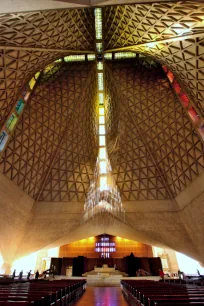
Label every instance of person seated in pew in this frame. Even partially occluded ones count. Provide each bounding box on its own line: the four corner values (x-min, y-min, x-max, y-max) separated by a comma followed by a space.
159, 269, 165, 280
136, 269, 151, 276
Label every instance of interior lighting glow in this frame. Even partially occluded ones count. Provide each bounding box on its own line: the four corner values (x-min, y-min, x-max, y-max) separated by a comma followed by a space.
100, 176, 107, 190
64, 55, 85, 62
114, 52, 136, 59
99, 125, 105, 135
99, 161, 107, 174
54, 58, 62, 63
98, 73, 104, 90
97, 62, 103, 70
173, 28, 191, 35
99, 93, 104, 105
96, 42, 103, 53
88, 54, 96, 61
95, 8, 102, 40
104, 53, 112, 60
99, 108, 104, 115
99, 135, 105, 146
147, 42, 157, 48
12, 252, 38, 274
176, 252, 204, 274
47, 247, 59, 257
99, 147, 106, 159
0, 253, 3, 271
99, 115, 105, 124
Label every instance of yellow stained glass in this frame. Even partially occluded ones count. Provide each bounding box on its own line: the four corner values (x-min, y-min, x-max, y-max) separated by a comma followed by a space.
64, 55, 85, 62
104, 53, 112, 60
99, 108, 104, 115
114, 52, 136, 59
99, 125, 105, 135
95, 8, 102, 40
96, 42, 103, 53
99, 147, 106, 159
98, 73, 103, 90
29, 77, 36, 90
88, 54, 96, 61
55, 58, 62, 63
99, 93, 104, 105
97, 62, 103, 70
99, 116, 105, 124
99, 135, 105, 146
35, 71, 41, 79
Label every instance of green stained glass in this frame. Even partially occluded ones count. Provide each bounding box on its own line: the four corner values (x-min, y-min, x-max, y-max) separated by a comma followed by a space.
6, 114, 18, 132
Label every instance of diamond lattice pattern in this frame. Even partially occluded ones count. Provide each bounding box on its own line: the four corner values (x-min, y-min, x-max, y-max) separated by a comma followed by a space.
0, 63, 98, 201
0, 49, 61, 128
0, 9, 94, 50
105, 62, 204, 200
104, 2, 204, 49
104, 3, 204, 115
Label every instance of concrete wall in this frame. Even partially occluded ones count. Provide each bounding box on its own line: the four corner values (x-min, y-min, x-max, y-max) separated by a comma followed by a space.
0, 171, 203, 267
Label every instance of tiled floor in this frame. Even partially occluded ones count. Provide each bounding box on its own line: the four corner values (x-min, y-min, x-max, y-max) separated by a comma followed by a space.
74, 287, 129, 306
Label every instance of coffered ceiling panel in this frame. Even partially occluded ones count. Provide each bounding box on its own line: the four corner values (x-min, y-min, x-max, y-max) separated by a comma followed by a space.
104, 2, 204, 49
0, 49, 60, 128
104, 2, 204, 116
128, 36, 204, 117
0, 63, 98, 201
105, 61, 204, 200
0, 8, 94, 50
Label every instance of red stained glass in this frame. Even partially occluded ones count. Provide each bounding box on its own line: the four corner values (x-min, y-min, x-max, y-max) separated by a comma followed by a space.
173, 80, 181, 94
162, 66, 168, 73
167, 71, 174, 83
188, 107, 200, 125
179, 92, 189, 108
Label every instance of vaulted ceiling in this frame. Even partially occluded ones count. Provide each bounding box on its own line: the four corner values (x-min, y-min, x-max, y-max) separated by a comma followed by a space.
0, 1, 203, 266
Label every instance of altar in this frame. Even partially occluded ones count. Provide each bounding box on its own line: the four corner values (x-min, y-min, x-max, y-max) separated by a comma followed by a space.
94, 264, 116, 274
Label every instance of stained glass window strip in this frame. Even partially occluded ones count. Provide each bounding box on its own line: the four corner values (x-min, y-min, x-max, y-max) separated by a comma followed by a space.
95, 8, 102, 40
0, 131, 9, 152
104, 53, 112, 60
95, 236, 116, 258
88, 54, 96, 61
97, 62, 103, 70
98, 73, 104, 91
64, 55, 85, 62
6, 114, 18, 131
114, 52, 136, 59
16, 99, 25, 115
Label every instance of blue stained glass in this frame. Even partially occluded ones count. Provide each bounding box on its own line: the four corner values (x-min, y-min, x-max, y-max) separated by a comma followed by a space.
16, 99, 25, 115
0, 130, 9, 152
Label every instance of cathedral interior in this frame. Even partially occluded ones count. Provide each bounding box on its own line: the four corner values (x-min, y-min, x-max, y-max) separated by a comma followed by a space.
0, 0, 203, 273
